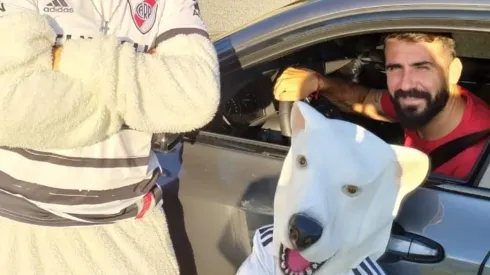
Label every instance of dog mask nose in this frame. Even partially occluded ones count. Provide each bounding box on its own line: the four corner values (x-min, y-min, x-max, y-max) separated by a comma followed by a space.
288, 213, 323, 251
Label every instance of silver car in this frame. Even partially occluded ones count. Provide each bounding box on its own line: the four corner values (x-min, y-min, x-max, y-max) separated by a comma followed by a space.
158, 0, 490, 274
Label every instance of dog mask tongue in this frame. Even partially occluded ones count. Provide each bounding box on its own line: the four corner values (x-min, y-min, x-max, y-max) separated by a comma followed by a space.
288, 250, 311, 271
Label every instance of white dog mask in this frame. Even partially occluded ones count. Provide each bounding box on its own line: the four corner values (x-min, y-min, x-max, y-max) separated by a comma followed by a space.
273, 101, 430, 275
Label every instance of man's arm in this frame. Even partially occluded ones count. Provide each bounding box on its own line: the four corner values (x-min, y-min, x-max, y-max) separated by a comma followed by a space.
0, 4, 124, 150
57, 0, 220, 134
318, 76, 394, 122
273, 67, 394, 122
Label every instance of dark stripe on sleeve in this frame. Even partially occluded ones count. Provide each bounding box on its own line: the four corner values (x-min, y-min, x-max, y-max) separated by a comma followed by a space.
352, 268, 362, 275
258, 225, 273, 234
366, 257, 385, 275
154, 28, 209, 46
0, 147, 148, 168
359, 261, 373, 275
262, 237, 272, 247
0, 169, 159, 205
260, 229, 273, 240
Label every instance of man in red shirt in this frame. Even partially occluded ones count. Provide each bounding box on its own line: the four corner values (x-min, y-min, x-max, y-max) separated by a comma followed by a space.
273, 32, 490, 179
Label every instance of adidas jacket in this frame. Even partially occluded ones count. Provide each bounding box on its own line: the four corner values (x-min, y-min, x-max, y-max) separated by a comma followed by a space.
237, 225, 387, 275
0, 0, 219, 226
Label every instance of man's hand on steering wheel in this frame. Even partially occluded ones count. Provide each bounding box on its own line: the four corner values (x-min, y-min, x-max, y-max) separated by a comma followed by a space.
274, 67, 341, 138
273, 67, 324, 102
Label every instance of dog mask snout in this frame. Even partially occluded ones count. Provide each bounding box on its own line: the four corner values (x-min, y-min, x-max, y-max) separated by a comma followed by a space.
288, 213, 323, 251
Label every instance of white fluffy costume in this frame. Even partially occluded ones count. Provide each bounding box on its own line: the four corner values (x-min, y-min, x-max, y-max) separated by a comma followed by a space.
0, 1, 219, 274
237, 101, 430, 275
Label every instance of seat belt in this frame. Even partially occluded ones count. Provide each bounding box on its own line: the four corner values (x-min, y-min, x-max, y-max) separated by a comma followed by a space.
429, 129, 490, 171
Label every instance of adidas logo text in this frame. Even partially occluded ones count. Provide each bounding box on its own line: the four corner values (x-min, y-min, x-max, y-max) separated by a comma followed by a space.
44, 0, 73, 13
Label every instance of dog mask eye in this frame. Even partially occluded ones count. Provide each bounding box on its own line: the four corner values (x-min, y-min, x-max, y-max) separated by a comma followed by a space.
296, 155, 307, 168
342, 185, 361, 197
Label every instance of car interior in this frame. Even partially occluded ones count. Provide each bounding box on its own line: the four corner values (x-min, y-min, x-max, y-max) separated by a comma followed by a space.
201, 31, 490, 186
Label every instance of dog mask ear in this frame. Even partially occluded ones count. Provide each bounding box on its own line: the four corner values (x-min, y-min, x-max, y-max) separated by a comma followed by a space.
390, 145, 430, 216
291, 101, 306, 137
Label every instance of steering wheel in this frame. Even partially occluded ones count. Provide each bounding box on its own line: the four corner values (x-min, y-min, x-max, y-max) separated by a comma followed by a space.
278, 95, 343, 138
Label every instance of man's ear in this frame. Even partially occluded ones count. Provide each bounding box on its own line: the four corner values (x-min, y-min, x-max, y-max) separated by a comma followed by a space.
448, 57, 462, 85
291, 101, 306, 137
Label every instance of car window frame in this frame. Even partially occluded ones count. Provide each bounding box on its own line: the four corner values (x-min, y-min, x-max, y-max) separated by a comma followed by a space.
233, 9, 490, 68
211, 7, 490, 197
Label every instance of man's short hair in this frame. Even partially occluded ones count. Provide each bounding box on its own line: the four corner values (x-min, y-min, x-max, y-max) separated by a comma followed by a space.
383, 32, 456, 60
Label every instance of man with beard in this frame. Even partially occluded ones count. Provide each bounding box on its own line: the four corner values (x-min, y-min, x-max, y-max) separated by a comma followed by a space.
273, 32, 490, 179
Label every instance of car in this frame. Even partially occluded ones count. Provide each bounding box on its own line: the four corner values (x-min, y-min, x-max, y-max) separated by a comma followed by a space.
164, 0, 490, 274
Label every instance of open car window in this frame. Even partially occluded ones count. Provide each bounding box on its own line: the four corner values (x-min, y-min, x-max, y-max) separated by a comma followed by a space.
204, 30, 490, 188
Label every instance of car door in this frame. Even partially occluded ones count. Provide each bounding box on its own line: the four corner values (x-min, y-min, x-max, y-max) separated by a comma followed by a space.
178, 2, 490, 275
381, 160, 490, 275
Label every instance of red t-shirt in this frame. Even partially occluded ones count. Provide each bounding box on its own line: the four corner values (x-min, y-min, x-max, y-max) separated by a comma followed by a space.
380, 86, 490, 179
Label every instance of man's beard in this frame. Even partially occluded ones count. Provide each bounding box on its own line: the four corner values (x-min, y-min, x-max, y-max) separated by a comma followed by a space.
390, 86, 449, 130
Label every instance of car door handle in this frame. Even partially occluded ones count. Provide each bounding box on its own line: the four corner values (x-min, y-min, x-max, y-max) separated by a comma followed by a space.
385, 233, 444, 263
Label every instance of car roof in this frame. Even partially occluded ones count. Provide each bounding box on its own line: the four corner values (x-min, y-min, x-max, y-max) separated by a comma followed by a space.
272, 0, 490, 7
305, 0, 490, 17
285, 0, 490, 11
325, 0, 488, 6
213, 0, 490, 42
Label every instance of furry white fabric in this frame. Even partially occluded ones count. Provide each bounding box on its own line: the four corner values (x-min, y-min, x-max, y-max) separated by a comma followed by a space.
0, 12, 220, 150
268, 101, 430, 275
0, 207, 179, 275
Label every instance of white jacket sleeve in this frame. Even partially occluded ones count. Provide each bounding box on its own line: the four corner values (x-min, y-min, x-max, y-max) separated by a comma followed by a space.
57, 0, 220, 134
0, 10, 124, 150
0, 0, 38, 16
236, 225, 275, 275
349, 257, 387, 275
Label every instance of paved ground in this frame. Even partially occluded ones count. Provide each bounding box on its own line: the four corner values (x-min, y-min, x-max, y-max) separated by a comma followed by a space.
198, 0, 296, 38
